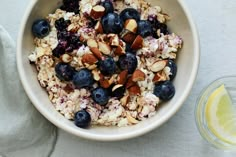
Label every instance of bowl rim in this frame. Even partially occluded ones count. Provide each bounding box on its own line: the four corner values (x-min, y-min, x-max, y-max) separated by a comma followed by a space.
16, 0, 200, 141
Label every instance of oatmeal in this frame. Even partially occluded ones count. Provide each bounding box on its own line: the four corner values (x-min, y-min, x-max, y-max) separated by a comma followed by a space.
29, 0, 183, 128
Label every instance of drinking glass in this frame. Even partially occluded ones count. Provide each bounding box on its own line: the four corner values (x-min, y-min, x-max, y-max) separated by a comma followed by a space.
195, 76, 236, 151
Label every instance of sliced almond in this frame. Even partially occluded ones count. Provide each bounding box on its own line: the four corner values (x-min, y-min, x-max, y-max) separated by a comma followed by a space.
132, 69, 145, 82
117, 70, 128, 85
82, 54, 98, 65
108, 74, 116, 85
92, 69, 100, 81
95, 21, 103, 34
98, 42, 111, 55
150, 60, 168, 72
114, 45, 125, 56
120, 29, 136, 44
109, 34, 119, 46
120, 95, 130, 106
90, 5, 105, 20
60, 54, 72, 63
126, 111, 139, 124
128, 85, 141, 95
124, 19, 138, 33
90, 47, 103, 60
126, 77, 136, 89
99, 74, 110, 88
67, 24, 79, 33
85, 63, 97, 70
112, 84, 123, 92
152, 71, 167, 83
87, 39, 98, 48
119, 40, 126, 47
131, 35, 143, 50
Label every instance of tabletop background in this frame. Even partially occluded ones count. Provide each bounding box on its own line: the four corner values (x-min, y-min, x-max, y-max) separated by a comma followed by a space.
1, 0, 236, 156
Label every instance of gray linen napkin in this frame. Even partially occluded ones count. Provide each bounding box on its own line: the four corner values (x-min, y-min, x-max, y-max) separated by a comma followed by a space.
0, 26, 57, 156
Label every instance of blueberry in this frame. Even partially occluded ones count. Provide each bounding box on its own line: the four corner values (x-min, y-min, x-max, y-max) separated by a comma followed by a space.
98, 57, 116, 76
55, 63, 75, 81
101, 0, 114, 14
52, 45, 65, 57
137, 20, 153, 37
72, 69, 94, 88
60, 0, 80, 13
52, 39, 68, 57
118, 53, 137, 74
148, 17, 169, 38
101, 13, 123, 34
167, 60, 177, 81
112, 85, 125, 99
70, 34, 82, 48
92, 87, 109, 106
74, 110, 91, 128
120, 8, 140, 22
55, 18, 71, 31
57, 30, 71, 40
55, 32, 82, 54
32, 19, 50, 38
154, 81, 175, 101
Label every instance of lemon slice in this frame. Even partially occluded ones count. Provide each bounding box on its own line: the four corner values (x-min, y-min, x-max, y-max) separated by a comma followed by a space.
205, 84, 236, 144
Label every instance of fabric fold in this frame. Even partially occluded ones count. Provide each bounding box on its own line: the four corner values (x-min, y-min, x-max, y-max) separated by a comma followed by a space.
0, 25, 57, 157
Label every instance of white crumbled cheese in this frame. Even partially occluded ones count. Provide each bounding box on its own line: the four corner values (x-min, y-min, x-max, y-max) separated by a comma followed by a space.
76, 45, 90, 56
137, 34, 182, 60
138, 92, 159, 118
64, 12, 75, 20
97, 99, 124, 125
79, 0, 100, 15
28, 53, 37, 62
124, 0, 140, 10
141, 6, 162, 20
118, 118, 129, 127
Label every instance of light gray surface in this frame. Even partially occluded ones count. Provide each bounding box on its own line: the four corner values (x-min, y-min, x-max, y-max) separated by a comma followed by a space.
1, 0, 236, 156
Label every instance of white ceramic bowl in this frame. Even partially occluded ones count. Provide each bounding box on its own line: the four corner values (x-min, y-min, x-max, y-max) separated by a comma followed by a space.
17, 0, 199, 141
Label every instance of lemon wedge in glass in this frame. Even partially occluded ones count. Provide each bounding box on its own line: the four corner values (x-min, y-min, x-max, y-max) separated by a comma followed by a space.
205, 84, 236, 144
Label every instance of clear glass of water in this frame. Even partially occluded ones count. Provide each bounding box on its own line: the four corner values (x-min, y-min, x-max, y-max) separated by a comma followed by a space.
195, 76, 236, 151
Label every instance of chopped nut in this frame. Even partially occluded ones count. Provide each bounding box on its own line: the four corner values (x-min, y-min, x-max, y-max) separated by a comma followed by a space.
90, 5, 105, 20
90, 47, 103, 60
99, 74, 110, 88
131, 35, 143, 50
114, 45, 125, 56
120, 95, 130, 106
152, 71, 167, 83
126, 77, 137, 89
108, 74, 116, 85
124, 19, 138, 33
85, 63, 97, 70
112, 84, 123, 92
95, 21, 103, 34
87, 38, 98, 48
132, 69, 146, 82
150, 60, 167, 72
117, 70, 128, 85
126, 111, 139, 124
60, 54, 72, 63
82, 53, 98, 65
128, 85, 141, 95
92, 69, 100, 81
98, 42, 111, 55
120, 29, 136, 44
109, 34, 119, 46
